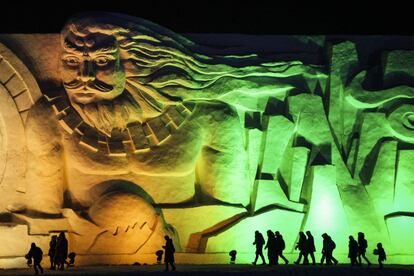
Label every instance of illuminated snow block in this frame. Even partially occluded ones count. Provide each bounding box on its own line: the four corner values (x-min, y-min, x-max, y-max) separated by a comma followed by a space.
328, 42, 359, 152
0, 224, 50, 257
162, 205, 246, 252
279, 146, 310, 202
254, 180, 304, 212
386, 216, 414, 255
288, 94, 332, 148
366, 141, 397, 215
219, 84, 291, 113
355, 113, 393, 184
261, 116, 295, 175
383, 50, 414, 80
304, 165, 349, 253
13, 214, 69, 235
206, 209, 304, 253
246, 128, 263, 183
394, 150, 414, 212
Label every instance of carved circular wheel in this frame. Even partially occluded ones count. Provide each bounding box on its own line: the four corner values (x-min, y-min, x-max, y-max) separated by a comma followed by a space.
0, 43, 42, 211
0, 112, 6, 184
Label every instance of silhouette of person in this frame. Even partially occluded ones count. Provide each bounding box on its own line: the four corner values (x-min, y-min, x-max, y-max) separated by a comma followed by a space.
229, 250, 237, 264
156, 250, 164, 264
321, 233, 338, 265
357, 232, 371, 266
294, 231, 307, 264
373, 242, 386, 269
48, 235, 57, 270
56, 232, 68, 270
27, 242, 44, 275
264, 230, 277, 265
348, 235, 359, 266
275, 231, 289, 265
163, 235, 176, 271
305, 231, 316, 265
252, 230, 266, 265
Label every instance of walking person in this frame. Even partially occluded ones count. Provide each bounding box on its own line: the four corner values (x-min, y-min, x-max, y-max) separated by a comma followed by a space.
252, 231, 266, 265
264, 230, 277, 265
26, 243, 44, 275
294, 231, 307, 264
373, 242, 386, 269
305, 231, 316, 265
357, 232, 371, 266
48, 235, 57, 270
56, 232, 68, 270
275, 231, 289, 265
163, 235, 176, 271
348, 235, 359, 266
321, 233, 338, 265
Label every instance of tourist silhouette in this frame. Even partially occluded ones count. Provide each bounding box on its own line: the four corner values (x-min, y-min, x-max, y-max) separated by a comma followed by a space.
321, 233, 338, 265
56, 232, 69, 270
163, 235, 176, 271
373, 242, 386, 269
252, 230, 266, 265
357, 232, 371, 266
48, 235, 57, 270
67, 252, 76, 268
305, 231, 316, 265
264, 230, 277, 265
156, 250, 164, 264
26, 242, 44, 275
229, 250, 237, 264
348, 235, 359, 266
294, 231, 307, 264
275, 231, 289, 265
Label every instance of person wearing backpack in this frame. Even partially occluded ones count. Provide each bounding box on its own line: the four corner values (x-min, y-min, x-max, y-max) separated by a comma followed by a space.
357, 232, 371, 266
252, 231, 266, 265
275, 231, 289, 265
321, 233, 338, 265
264, 230, 277, 265
373, 242, 386, 269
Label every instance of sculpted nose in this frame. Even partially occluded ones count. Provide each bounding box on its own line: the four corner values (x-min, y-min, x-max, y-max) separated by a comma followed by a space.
78, 60, 95, 83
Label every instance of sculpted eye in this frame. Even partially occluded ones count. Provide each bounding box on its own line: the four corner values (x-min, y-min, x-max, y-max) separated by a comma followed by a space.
63, 56, 80, 67
94, 56, 110, 67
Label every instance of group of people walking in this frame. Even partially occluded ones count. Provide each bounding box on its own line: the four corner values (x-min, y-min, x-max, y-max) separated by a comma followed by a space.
24, 230, 387, 274
25, 232, 69, 275
253, 230, 289, 265
253, 230, 386, 268
348, 232, 386, 268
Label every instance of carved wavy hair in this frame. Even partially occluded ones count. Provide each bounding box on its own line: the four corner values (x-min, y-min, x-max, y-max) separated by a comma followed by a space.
62, 12, 318, 110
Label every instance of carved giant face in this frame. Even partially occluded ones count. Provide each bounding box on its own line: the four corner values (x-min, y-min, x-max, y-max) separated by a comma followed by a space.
61, 32, 126, 105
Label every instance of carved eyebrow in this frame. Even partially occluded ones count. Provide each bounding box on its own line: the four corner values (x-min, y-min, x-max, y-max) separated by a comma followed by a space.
92, 47, 117, 55
62, 45, 118, 56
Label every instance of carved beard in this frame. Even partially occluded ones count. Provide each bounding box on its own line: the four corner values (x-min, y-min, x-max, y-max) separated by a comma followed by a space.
71, 91, 141, 136
71, 88, 167, 137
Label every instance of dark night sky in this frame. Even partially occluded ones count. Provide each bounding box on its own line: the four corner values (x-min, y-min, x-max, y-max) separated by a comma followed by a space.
0, 1, 412, 34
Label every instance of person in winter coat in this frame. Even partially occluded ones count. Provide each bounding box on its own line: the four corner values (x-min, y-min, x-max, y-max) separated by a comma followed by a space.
163, 235, 176, 271
252, 230, 266, 265
294, 231, 308, 264
306, 231, 316, 265
348, 235, 359, 266
27, 242, 44, 275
